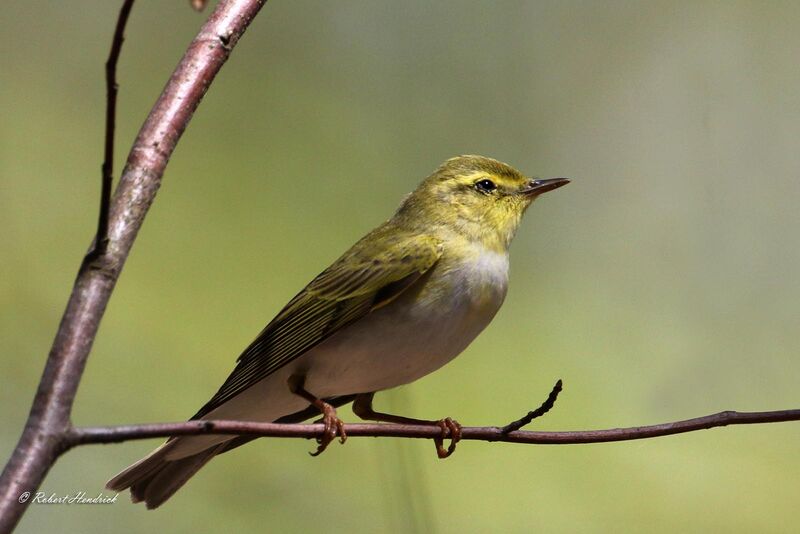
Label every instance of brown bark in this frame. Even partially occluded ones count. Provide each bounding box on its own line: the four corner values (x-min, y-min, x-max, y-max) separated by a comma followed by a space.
0, 2, 267, 532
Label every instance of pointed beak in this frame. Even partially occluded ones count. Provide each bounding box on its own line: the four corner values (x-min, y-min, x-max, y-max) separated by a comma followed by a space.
519, 178, 570, 196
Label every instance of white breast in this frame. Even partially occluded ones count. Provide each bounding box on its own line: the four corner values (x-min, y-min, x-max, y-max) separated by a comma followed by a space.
303, 243, 510, 394
451, 247, 510, 301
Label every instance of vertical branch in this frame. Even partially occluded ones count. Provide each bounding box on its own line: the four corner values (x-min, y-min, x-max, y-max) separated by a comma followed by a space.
87, 0, 136, 262
0, 1, 267, 532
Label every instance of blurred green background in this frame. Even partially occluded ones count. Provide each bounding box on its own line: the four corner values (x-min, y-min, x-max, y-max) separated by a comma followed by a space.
2, 1, 799, 532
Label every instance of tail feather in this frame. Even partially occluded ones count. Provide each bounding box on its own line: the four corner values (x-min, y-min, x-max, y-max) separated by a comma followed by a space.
107, 441, 225, 509
107, 395, 359, 508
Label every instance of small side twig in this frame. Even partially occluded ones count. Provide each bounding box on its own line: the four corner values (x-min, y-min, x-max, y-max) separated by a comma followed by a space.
86, 0, 135, 263
501, 379, 563, 434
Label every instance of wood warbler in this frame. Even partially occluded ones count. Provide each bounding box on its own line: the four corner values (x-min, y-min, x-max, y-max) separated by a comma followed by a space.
107, 155, 569, 507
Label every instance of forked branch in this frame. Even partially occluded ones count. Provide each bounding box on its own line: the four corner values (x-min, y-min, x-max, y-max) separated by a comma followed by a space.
0, 2, 267, 532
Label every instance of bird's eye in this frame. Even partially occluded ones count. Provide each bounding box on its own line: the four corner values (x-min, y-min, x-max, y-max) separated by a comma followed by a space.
474, 179, 497, 194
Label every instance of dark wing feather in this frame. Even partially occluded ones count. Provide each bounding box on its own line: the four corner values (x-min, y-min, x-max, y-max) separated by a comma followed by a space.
191, 228, 441, 420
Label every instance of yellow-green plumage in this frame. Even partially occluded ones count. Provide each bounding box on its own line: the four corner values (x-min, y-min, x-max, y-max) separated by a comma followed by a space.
190, 229, 442, 419
107, 155, 569, 508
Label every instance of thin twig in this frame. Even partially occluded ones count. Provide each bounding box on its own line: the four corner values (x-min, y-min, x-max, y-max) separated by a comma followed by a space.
501, 379, 563, 434
0, 2, 267, 532
63, 408, 800, 448
86, 0, 135, 263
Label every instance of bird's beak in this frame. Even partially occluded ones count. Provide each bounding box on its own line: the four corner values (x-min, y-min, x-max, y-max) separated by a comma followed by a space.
519, 178, 570, 196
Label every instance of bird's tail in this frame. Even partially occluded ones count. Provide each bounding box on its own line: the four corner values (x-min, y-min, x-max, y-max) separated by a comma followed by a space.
106, 440, 226, 509
106, 397, 359, 508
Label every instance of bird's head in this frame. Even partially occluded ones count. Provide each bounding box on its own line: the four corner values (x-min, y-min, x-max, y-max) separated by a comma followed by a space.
396, 155, 569, 251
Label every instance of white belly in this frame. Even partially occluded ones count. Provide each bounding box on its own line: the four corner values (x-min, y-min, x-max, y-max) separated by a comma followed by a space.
223, 247, 507, 415
303, 261, 507, 395
166, 247, 508, 459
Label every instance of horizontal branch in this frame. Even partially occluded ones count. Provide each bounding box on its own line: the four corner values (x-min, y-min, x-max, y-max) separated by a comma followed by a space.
65, 408, 800, 448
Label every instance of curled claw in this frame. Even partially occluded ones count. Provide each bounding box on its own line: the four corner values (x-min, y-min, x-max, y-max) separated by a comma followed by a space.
309, 402, 347, 457
433, 417, 462, 459
287, 375, 348, 457
350, 392, 462, 458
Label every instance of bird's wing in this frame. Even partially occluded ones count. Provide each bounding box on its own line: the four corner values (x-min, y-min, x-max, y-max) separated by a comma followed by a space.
190, 228, 442, 420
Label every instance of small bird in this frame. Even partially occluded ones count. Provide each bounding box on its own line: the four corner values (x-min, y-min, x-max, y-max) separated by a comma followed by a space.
107, 155, 569, 508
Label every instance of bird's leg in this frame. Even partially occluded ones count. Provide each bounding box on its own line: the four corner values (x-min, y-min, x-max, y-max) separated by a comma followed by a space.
352, 392, 462, 459
287, 375, 347, 456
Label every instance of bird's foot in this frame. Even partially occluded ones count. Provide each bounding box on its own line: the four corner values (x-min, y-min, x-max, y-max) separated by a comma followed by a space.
287, 375, 348, 456
309, 401, 347, 457
433, 417, 462, 459
351, 392, 462, 459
